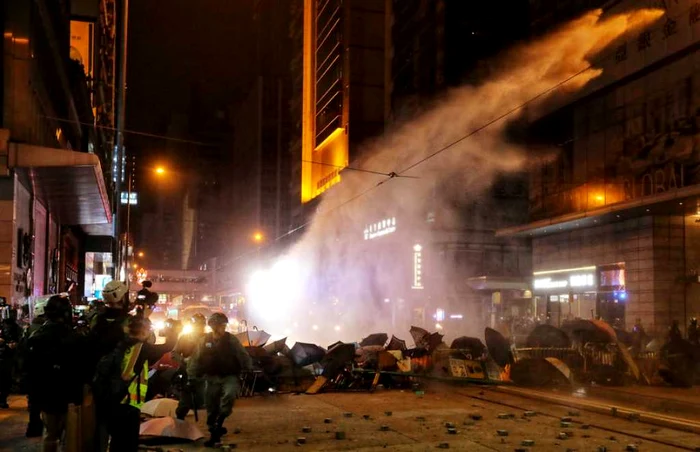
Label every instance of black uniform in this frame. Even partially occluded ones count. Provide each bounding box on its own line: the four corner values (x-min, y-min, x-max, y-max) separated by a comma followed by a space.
0, 318, 22, 407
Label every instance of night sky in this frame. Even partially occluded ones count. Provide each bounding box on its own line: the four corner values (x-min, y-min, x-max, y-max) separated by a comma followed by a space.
125, 0, 257, 244
126, 0, 255, 177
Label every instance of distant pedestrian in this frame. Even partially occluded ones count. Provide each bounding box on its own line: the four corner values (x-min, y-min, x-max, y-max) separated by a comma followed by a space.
25, 294, 85, 452
191, 312, 252, 447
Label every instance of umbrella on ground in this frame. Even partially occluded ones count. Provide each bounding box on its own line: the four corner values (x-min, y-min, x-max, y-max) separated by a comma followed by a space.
264, 337, 287, 354
360, 333, 388, 347
426, 332, 445, 352
450, 336, 486, 356
485, 327, 514, 369
290, 342, 326, 367
410, 326, 430, 348
141, 398, 180, 418
139, 417, 204, 442
378, 350, 398, 370
321, 342, 356, 376
614, 328, 635, 346
510, 357, 573, 386
235, 329, 271, 347
590, 319, 640, 382
386, 335, 407, 351
561, 319, 610, 343
525, 325, 571, 348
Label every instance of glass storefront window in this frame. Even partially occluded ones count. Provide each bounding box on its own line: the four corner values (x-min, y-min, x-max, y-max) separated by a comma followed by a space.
84, 252, 113, 301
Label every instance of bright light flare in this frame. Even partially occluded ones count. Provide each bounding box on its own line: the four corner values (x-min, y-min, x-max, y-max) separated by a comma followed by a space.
246, 258, 302, 325
181, 324, 193, 335
153, 321, 165, 331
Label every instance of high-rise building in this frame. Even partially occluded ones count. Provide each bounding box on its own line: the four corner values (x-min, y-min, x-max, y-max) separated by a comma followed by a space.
296, 0, 390, 206
500, 0, 700, 335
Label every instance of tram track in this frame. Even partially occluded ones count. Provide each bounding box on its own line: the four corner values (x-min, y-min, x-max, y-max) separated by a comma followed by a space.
451, 386, 700, 451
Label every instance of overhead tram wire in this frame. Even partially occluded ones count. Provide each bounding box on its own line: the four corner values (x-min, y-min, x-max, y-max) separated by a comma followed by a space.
302, 160, 420, 178
43, 114, 398, 177
217, 64, 599, 270
41, 115, 218, 147
395, 65, 594, 177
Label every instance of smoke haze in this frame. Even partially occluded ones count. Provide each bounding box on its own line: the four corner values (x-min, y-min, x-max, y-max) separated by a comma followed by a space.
246, 8, 664, 347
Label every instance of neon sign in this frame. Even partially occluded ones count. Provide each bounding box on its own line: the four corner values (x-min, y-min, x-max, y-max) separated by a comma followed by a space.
364, 217, 396, 240
412, 244, 423, 290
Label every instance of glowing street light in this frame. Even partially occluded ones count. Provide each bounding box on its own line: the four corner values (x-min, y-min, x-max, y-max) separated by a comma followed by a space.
132, 263, 138, 269
137, 251, 144, 258
253, 232, 264, 243
155, 166, 166, 176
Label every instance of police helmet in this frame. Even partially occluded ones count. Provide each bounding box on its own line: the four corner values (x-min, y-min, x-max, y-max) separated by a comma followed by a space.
207, 312, 228, 327
44, 294, 72, 322
103, 280, 128, 305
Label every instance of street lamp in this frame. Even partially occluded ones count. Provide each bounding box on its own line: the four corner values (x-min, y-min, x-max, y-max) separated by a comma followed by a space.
138, 251, 144, 258
253, 232, 264, 244
155, 166, 166, 176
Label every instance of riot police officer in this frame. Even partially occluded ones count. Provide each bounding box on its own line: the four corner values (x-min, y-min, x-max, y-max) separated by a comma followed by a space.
191, 312, 252, 447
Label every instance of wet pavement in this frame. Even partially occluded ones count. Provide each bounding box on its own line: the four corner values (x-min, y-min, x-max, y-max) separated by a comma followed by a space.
2, 385, 699, 451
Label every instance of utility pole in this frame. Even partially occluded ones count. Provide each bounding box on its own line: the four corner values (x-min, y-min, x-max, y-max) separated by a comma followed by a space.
115, 0, 130, 280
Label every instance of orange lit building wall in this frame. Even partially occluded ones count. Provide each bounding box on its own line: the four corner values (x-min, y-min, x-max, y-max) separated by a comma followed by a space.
301, 0, 349, 203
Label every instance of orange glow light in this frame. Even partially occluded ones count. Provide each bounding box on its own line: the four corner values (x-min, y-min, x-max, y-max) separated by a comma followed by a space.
253, 232, 264, 243
155, 166, 166, 175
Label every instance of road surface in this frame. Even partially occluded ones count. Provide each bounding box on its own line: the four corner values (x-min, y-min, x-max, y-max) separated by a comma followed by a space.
1, 384, 699, 451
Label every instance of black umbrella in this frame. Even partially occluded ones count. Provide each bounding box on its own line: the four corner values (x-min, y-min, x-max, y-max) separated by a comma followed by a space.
327, 340, 344, 350
263, 337, 287, 355
426, 332, 445, 352
386, 335, 407, 351
450, 336, 486, 356
485, 327, 514, 369
290, 342, 326, 367
613, 328, 635, 347
360, 333, 388, 347
321, 342, 356, 376
410, 326, 430, 348
561, 319, 610, 344
525, 325, 571, 348
510, 357, 573, 387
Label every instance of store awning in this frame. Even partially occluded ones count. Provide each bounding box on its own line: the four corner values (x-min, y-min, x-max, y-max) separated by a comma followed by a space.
496, 185, 700, 238
8, 143, 112, 229
467, 276, 530, 291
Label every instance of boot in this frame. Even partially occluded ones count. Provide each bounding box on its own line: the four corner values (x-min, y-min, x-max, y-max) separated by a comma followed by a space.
216, 415, 228, 436
25, 421, 43, 438
175, 407, 187, 421
204, 427, 222, 448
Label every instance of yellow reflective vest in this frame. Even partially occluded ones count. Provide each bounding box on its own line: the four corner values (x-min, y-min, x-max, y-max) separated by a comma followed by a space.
121, 345, 148, 409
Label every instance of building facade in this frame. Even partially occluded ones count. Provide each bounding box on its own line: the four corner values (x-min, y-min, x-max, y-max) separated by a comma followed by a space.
2, 0, 117, 306
500, 0, 700, 335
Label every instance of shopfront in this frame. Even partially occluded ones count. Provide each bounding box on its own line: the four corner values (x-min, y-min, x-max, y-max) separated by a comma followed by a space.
533, 263, 627, 327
